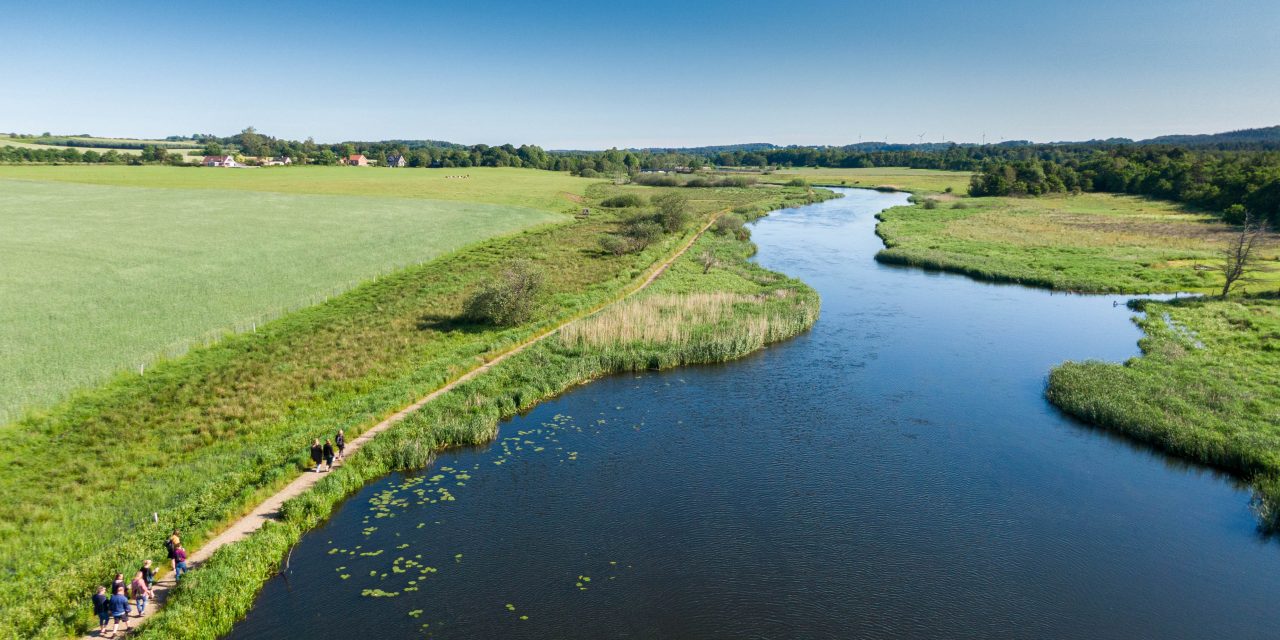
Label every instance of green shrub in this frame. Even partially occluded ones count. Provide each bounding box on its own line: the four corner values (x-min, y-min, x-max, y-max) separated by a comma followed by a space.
653, 193, 692, 232
600, 194, 645, 208
713, 214, 751, 241
463, 260, 546, 326
785, 178, 808, 187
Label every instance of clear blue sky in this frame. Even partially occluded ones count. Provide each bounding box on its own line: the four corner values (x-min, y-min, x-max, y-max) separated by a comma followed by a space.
2, 0, 1276, 148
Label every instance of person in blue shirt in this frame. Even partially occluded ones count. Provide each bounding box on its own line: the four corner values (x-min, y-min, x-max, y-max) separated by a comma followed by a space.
108, 585, 131, 636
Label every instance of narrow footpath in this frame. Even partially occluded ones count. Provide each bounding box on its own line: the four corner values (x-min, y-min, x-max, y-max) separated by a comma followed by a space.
83, 213, 721, 638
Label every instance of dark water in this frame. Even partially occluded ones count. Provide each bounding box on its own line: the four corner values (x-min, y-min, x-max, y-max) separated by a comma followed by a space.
227, 189, 1280, 639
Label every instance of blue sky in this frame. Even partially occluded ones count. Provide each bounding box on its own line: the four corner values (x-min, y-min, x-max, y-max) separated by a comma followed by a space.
1, 0, 1276, 148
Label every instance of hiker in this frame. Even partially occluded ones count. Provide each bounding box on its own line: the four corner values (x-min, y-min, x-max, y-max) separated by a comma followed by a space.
174, 545, 189, 580
140, 559, 156, 588
108, 585, 130, 635
91, 586, 110, 635
335, 429, 346, 461
310, 438, 323, 472
110, 573, 126, 600
166, 529, 181, 571
131, 570, 154, 615
323, 439, 335, 471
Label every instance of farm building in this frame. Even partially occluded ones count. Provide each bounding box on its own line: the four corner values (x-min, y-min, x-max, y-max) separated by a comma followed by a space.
201, 155, 240, 168
386, 153, 406, 168
345, 154, 370, 166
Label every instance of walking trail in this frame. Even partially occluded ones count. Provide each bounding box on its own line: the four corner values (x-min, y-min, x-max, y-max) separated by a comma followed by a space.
84, 212, 721, 638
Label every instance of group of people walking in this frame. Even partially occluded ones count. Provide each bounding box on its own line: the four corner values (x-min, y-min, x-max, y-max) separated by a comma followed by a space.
88, 430, 346, 636
90, 530, 187, 637
310, 429, 346, 472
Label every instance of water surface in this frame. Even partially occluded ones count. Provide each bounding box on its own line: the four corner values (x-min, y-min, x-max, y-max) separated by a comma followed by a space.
228, 188, 1280, 639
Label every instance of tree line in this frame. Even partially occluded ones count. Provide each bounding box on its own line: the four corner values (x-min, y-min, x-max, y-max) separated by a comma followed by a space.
968, 148, 1280, 226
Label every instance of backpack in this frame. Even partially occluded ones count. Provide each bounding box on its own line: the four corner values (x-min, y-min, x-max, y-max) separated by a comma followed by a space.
164, 538, 175, 554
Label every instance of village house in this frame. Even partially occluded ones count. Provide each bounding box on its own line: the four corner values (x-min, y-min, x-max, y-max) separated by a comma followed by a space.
201, 155, 240, 168
345, 154, 369, 166
386, 153, 406, 168
264, 156, 293, 166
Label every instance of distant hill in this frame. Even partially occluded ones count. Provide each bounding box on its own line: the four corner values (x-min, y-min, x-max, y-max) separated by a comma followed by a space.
1141, 125, 1280, 149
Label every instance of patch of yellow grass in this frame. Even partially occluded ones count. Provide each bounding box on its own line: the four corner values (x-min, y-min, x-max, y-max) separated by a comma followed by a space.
559, 292, 789, 348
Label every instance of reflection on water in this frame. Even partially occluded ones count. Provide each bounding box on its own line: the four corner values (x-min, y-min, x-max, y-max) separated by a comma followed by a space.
228, 189, 1280, 639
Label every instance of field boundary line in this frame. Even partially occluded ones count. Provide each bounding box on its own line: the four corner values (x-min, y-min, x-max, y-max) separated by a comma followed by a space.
80, 210, 722, 639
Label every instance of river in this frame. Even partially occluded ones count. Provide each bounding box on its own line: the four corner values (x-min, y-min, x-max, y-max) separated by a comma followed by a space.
226, 188, 1280, 639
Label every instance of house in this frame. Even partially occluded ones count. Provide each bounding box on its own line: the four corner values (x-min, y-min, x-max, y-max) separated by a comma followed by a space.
345, 154, 369, 166
201, 155, 240, 168
386, 153, 406, 168
264, 156, 293, 166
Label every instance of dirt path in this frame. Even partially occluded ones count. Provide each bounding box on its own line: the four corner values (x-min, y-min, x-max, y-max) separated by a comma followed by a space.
83, 213, 720, 638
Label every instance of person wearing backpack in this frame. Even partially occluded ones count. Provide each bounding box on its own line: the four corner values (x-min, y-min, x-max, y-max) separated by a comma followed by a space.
335, 429, 346, 461
165, 529, 181, 572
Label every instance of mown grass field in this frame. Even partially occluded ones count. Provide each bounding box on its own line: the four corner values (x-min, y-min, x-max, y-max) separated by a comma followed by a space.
0, 165, 591, 211
0, 136, 201, 156
762, 167, 972, 194
133, 197, 823, 640
0, 168, 587, 422
876, 193, 1280, 294
0, 174, 825, 638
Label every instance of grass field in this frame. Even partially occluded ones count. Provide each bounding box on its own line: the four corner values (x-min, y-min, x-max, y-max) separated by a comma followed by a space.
0, 174, 825, 638
876, 193, 1280, 294
132, 199, 823, 640
0, 136, 201, 156
0, 165, 591, 211
0, 168, 590, 422
761, 167, 972, 194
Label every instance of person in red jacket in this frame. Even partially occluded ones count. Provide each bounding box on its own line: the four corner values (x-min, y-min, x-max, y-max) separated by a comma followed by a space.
174, 545, 189, 580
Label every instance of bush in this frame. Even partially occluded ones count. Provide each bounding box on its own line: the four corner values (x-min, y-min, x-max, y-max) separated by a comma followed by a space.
713, 214, 751, 241
633, 174, 681, 187
652, 193, 691, 232
952, 201, 970, 210
922, 198, 938, 210
785, 178, 808, 187
600, 194, 646, 208
463, 260, 545, 326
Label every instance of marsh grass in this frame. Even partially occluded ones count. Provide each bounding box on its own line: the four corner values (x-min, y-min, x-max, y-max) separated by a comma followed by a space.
1048, 295, 1280, 524
875, 193, 1280, 293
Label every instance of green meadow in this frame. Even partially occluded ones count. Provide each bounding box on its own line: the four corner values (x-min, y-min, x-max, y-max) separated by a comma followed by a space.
0, 164, 592, 211
0, 169, 581, 421
876, 192, 1280, 294
763, 167, 972, 194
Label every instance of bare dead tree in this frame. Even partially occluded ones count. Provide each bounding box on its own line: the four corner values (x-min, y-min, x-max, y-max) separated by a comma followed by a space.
1220, 212, 1269, 297
699, 250, 719, 274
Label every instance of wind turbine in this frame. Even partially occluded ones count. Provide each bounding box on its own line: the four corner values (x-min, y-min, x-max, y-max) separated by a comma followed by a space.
917, 132, 926, 145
